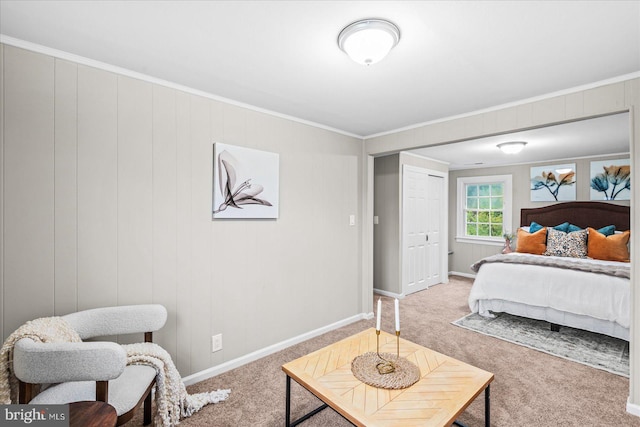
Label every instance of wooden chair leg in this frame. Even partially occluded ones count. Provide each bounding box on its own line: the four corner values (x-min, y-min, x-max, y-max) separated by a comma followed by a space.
144, 390, 152, 425
144, 330, 154, 425
19, 381, 35, 403
96, 381, 109, 402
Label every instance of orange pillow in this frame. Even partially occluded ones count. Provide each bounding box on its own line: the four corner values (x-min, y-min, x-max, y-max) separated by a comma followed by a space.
516, 227, 547, 255
587, 227, 630, 262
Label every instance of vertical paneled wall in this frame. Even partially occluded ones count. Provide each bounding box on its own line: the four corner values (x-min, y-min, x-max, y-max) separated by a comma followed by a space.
1, 45, 364, 376
54, 59, 78, 316
151, 84, 179, 360
77, 65, 118, 309
373, 154, 400, 294
0, 43, 4, 339
117, 76, 153, 308
3, 47, 55, 330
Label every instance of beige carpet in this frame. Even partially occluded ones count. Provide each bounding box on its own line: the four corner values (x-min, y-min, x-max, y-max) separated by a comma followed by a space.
127, 276, 639, 426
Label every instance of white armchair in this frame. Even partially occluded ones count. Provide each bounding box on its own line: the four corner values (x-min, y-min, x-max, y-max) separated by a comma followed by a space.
13, 304, 167, 426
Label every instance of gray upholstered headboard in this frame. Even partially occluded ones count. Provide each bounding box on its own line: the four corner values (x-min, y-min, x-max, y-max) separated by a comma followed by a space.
520, 201, 630, 231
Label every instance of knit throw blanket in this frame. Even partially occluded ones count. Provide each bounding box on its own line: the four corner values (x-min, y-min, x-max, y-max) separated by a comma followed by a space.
0, 317, 230, 427
0, 316, 81, 404
125, 342, 230, 426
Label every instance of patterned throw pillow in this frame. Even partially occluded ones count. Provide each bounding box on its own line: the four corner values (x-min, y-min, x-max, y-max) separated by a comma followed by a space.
543, 228, 588, 258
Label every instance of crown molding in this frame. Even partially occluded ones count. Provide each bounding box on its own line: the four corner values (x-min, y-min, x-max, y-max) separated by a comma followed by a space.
0, 34, 363, 140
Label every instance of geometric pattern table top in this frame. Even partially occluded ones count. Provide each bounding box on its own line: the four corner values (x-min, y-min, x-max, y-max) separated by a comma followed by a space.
282, 328, 494, 427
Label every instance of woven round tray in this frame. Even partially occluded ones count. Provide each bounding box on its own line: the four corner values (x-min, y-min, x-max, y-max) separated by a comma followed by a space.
351, 352, 420, 389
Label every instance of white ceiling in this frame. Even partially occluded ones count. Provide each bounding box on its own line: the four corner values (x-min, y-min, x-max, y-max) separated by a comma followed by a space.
1, 0, 638, 140
411, 112, 630, 170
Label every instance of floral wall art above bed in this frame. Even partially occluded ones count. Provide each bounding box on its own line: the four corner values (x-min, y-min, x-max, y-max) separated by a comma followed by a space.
212, 142, 280, 219
590, 159, 630, 201
530, 163, 576, 202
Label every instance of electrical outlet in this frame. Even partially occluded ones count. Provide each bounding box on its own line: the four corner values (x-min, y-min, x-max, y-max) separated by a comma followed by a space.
212, 334, 222, 353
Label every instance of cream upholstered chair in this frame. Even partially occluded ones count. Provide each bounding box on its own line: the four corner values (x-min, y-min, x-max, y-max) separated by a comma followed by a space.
13, 304, 167, 426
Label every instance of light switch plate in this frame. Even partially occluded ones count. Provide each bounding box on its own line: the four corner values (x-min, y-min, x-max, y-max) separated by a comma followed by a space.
212, 334, 222, 352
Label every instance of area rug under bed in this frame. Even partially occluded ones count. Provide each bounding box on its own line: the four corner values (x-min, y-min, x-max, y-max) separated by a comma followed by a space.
452, 312, 629, 377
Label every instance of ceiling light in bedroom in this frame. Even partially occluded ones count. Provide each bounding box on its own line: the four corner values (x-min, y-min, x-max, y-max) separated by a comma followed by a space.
555, 168, 574, 174
497, 141, 527, 154
338, 19, 400, 66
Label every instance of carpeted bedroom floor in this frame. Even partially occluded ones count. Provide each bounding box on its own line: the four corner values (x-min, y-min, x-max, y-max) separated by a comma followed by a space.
127, 276, 639, 426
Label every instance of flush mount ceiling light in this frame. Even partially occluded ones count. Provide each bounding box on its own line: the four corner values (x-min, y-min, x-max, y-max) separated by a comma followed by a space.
497, 141, 527, 154
555, 168, 574, 174
338, 19, 400, 66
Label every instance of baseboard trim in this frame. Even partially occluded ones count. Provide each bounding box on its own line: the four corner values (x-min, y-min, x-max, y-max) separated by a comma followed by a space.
373, 288, 404, 298
449, 271, 476, 279
373, 281, 449, 298
627, 397, 640, 417
182, 312, 370, 386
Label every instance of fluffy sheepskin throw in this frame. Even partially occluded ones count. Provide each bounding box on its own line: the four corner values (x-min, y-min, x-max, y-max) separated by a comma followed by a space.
0, 317, 230, 427
0, 316, 81, 404
125, 342, 230, 426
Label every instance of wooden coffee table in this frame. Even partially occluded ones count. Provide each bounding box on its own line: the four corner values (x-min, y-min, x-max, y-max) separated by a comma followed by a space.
283, 328, 493, 427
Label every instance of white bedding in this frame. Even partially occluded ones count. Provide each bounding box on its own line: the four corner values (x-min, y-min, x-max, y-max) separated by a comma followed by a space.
468, 252, 630, 339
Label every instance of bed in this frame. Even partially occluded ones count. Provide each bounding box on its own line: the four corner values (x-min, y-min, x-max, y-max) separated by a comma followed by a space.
468, 201, 631, 340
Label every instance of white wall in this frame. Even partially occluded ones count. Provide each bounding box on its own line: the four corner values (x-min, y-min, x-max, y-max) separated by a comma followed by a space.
373, 154, 400, 293
373, 153, 448, 295
0, 44, 366, 376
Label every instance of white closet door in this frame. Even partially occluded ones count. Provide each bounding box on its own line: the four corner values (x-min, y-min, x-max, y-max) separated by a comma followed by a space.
402, 165, 445, 295
426, 173, 444, 287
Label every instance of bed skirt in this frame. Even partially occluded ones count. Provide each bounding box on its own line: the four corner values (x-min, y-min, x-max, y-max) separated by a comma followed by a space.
478, 299, 629, 341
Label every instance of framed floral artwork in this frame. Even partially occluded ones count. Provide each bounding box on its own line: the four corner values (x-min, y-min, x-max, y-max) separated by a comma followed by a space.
590, 159, 630, 201
530, 163, 576, 201
212, 143, 279, 219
